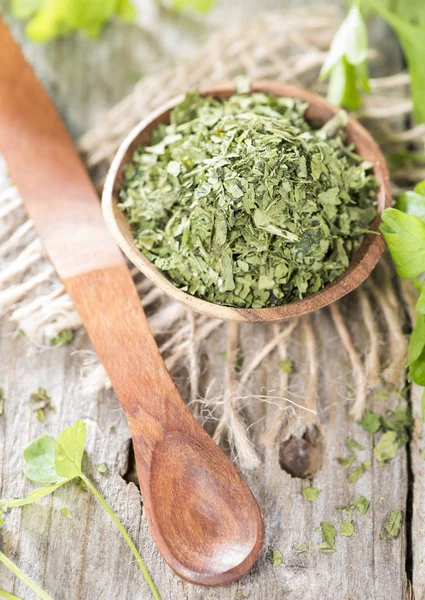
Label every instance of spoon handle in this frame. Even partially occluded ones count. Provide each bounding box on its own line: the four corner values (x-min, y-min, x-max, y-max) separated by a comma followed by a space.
0, 20, 263, 586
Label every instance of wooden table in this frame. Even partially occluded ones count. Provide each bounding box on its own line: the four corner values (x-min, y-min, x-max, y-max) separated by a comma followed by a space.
0, 2, 421, 599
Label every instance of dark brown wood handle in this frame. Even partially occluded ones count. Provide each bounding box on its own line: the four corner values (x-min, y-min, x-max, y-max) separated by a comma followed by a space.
0, 20, 263, 586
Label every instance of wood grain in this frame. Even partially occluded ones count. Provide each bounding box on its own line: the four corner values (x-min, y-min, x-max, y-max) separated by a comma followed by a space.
103, 81, 391, 323
0, 19, 263, 587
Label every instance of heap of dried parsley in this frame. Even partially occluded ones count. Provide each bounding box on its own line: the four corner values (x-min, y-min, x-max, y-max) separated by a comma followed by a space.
120, 91, 378, 308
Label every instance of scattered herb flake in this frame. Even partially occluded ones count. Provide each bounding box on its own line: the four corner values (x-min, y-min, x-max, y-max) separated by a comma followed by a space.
120, 91, 378, 309
373, 431, 399, 464
337, 456, 355, 469
294, 542, 309, 553
0, 388, 4, 416
317, 522, 337, 553
235, 351, 244, 374
353, 495, 370, 515
340, 519, 355, 536
278, 359, 293, 374
50, 329, 73, 347
302, 487, 320, 502
267, 548, 284, 567
359, 410, 381, 433
96, 463, 109, 475
345, 437, 365, 454
380, 510, 403, 540
29, 388, 55, 422
337, 495, 369, 515
60, 507, 72, 520
348, 461, 371, 484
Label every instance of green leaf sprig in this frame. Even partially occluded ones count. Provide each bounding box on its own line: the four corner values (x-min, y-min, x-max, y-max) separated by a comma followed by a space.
10, 0, 136, 43
319, 4, 370, 110
0, 552, 52, 600
380, 182, 425, 415
321, 1, 425, 123
0, 421, 160, 600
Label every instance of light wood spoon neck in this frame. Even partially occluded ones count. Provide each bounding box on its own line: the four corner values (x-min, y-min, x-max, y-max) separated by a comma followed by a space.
0, 20, 263, 586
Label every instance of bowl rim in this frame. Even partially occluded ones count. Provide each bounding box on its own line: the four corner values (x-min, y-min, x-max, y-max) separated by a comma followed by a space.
102, 80, 391, 323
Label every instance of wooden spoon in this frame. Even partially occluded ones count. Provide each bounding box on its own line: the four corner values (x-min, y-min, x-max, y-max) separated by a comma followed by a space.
0, 21, 263, 586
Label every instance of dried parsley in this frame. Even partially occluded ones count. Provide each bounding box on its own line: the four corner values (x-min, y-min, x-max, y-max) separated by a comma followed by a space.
294, 542, 309, 553
29, 388, 55, 423
380, 510, 403, 540
340, 519, 355, 536
302, 486, 320, 502
317, 522, 337, 552
120, 91, 377, 308
373, 431, 399, 464
348, 460, 371, 483
267, 548, 284, 567
50, 329, 73, 347
96, 463, 109, 475
337, 495, 370, 515
278, 359, 293, 374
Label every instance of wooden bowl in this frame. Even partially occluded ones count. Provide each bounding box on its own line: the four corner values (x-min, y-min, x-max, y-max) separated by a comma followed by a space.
102, 80, 391, 323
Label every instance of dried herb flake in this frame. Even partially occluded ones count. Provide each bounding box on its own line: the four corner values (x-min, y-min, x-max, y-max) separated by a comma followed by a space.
302, 487, 320, 502
317, 522, 337, 553
380, 510, 403, 540
120, 91, 377, 309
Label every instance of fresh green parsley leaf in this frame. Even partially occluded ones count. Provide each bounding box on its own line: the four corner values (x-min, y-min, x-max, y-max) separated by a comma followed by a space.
60, 507, 72, 520
50, 329, 73, 347
366, 0, 425, 124
11, 0, 137, 43
380, 209, 425, 279
340, 519, 355, 536
0, 483, 66, 510
320, 5, 370, 110
54, 420, 86, 480
395, 191, 425, 223
379, 509, 403, 540
317, 522, 337, 553
96, 463, 109, 475
167, 0, 216, 14
294, 542, 309, 553
24, 435, 67, 485
278, 359, 293, 375
359, 410, 381, 433
267, 548, 284, 567
417, 281, 425, 314
0, 420, 160, 600
302, 487, 320, 502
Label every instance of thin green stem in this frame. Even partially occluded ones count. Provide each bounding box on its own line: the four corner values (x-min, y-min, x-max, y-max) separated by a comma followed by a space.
0, 552, 53, 600
0, 590, 22, 599
79, 473, 161, 600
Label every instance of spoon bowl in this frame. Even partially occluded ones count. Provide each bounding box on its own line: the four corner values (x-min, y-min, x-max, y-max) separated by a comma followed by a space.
103, 80, 391, 322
